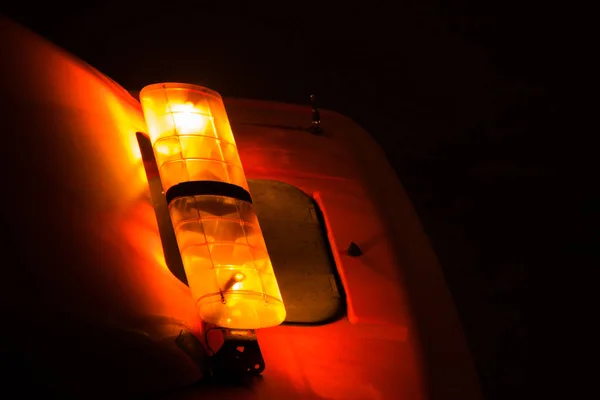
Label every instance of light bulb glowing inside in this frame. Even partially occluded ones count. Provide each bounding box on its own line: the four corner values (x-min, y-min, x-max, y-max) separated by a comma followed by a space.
223, 272, 246, 292
234, 273, 245, 282
168, 102, 210, 136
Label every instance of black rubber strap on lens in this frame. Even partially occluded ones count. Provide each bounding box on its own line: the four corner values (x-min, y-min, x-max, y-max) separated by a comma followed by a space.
165, 181, 252, 205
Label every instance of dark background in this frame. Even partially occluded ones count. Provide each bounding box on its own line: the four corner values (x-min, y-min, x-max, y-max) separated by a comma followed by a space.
2, 1, 569, 398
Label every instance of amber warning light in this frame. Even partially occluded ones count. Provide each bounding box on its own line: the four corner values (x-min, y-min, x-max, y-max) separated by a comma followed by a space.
139, 83, 286, 330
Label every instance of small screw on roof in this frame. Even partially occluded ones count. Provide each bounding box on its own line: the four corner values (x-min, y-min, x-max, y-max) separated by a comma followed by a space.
308, 94, 323, 135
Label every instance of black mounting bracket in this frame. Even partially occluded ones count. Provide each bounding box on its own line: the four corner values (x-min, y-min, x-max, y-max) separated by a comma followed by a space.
208, 328, 265, 381
175, 327, 266, 383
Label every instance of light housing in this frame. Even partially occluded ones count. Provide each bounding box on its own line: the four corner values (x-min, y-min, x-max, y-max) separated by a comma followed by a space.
140, 83, 286, 329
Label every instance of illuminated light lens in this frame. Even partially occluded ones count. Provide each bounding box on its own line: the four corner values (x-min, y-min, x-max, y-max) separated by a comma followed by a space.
139, 83, 286, 329
168, 102, 211, 135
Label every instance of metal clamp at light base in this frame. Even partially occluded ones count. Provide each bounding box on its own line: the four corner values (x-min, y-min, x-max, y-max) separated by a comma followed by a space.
206, 327, 266, 381
175, 326, 266, 382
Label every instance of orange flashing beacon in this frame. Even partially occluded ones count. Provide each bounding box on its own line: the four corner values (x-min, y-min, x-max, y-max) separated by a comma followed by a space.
140, 83, 286, 329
